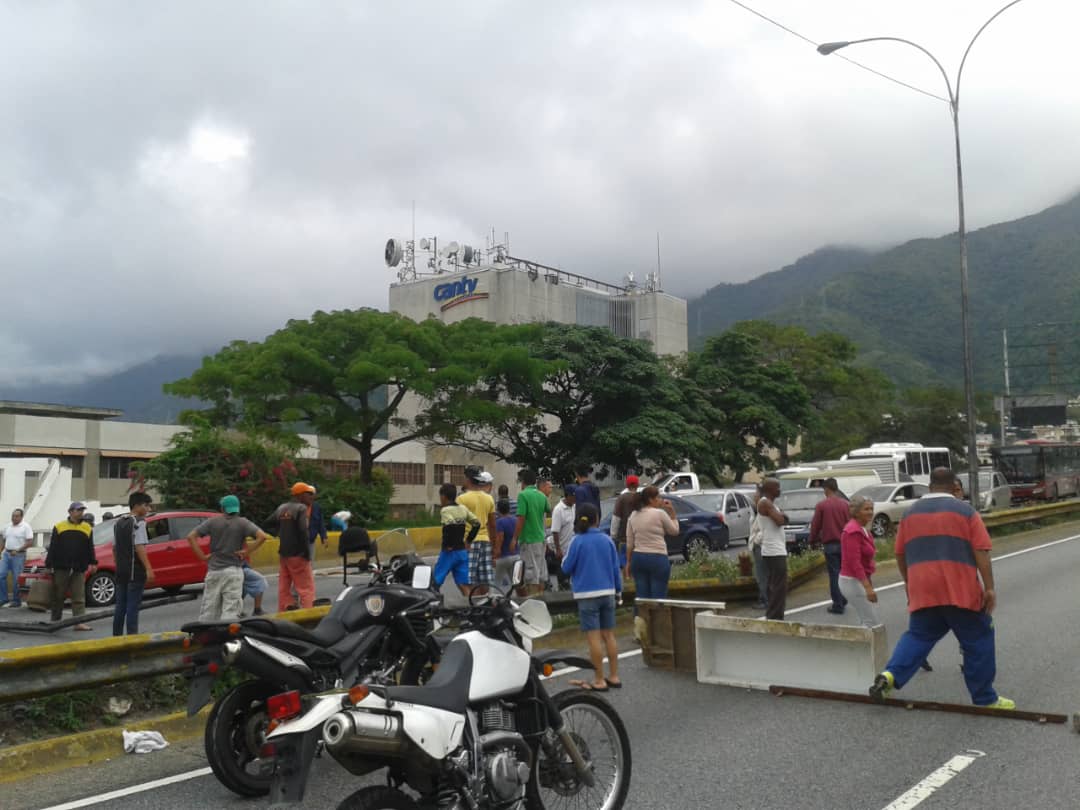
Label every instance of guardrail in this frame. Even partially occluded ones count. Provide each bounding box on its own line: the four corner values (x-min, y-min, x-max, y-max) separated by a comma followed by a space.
2, 498, 1077, 706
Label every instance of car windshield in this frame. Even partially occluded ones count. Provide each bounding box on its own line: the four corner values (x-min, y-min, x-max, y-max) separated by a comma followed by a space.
92, 519, 119, 546
854, 485, 897, 502
775, 491, 823, 511
684, 494, 723, 512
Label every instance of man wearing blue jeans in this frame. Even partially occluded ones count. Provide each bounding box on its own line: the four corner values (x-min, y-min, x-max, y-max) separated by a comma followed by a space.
1, 509, 34, 608
112, 493, 155, 636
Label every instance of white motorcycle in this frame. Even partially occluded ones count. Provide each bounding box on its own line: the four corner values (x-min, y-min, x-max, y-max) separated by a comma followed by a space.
264, 565, 631, 810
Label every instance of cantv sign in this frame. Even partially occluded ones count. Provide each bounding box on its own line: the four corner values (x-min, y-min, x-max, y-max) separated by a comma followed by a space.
433, 276, 489, 312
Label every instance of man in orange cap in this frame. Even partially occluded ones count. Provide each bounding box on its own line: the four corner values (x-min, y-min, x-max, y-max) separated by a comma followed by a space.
267, 483, 315, 609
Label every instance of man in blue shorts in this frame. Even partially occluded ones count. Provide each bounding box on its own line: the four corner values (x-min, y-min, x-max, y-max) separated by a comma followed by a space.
436, 483, 480, 595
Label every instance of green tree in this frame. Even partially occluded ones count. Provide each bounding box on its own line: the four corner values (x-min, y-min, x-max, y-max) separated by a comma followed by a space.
430, 323, 707, 482
682, 330, 811, 482
167, 309, 497, 484
731, 321, 895, 461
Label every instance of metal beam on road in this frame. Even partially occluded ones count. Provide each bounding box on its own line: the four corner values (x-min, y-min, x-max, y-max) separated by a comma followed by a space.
769, 684, 1067, 724
0, 593, 197, 635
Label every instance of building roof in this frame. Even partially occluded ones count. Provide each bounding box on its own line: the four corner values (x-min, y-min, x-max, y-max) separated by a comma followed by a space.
0, 401, 123, 420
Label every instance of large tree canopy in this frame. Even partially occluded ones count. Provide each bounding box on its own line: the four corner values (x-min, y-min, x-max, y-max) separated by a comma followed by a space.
168, 309, 515, 482
429, 323, 707, 483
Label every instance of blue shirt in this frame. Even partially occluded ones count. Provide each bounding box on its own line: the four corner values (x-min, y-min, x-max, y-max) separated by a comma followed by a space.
495, 515, 518, 555
308, 502, 327, 543
561, 527, 622, 599
573, 480, 602, 520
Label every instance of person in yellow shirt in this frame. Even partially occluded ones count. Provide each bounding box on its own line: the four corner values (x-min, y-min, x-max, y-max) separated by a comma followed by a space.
457, 467, 497, 593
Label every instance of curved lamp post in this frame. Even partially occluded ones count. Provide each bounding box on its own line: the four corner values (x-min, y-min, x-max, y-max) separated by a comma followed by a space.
817, 0, 1026, 507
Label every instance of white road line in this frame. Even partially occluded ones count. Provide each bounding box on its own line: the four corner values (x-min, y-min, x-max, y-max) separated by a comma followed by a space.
37, 767, 212, 810
781, 533, 1080, 618
546, 648, 644, 679
880, 750, 985, 810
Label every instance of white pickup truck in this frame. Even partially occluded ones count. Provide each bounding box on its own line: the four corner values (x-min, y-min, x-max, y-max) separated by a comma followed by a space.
648, 472, 705, 495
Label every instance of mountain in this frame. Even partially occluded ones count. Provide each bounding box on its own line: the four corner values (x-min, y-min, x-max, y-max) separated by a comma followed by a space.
1, 354, 207, 423
688, 192, 1080, 392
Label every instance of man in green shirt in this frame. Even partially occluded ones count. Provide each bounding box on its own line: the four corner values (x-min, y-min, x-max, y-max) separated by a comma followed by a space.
514, 470, 551, 595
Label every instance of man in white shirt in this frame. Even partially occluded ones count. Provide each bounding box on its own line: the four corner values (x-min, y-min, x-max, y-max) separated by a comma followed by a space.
546, 487, 577, 591
1, 509, 34, 608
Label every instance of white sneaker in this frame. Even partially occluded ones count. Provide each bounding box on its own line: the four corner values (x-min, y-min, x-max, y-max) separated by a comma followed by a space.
0, 601, 9, 608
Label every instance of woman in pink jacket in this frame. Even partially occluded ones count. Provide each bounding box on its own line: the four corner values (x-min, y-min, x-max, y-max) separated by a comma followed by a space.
838, 494, 880, 627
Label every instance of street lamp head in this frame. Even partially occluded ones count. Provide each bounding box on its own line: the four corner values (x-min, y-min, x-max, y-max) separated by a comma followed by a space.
817, 41, 851, 55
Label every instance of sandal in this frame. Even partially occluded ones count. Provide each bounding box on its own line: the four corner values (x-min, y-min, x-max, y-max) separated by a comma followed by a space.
569, 679, 609, 693
74, 623, 93, 631
604, 678, 623, 689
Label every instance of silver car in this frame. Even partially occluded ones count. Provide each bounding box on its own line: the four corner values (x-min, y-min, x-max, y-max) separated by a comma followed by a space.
957, 470, 1013, 512
853, 483, 929, 537
683, 489, 756, 544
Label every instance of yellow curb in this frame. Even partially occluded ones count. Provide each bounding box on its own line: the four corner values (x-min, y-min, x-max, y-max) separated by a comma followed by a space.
0, 707, 210, 785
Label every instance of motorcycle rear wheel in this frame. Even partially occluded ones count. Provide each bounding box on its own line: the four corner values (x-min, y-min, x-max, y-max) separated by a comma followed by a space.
205, 680, 278, 797
336, 785, 421, 810
527, 689, 632, 810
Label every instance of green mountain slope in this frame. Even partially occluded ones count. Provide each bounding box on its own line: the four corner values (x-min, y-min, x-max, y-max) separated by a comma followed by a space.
689, 192, 1080, 392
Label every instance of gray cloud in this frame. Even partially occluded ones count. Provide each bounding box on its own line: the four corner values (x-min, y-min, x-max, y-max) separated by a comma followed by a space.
2, 0, 1078, 380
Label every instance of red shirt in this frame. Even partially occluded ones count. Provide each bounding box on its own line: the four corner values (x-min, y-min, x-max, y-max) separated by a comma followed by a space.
895, 494, 991, 613
810, 495, 849, 545
839, 519, 876, 580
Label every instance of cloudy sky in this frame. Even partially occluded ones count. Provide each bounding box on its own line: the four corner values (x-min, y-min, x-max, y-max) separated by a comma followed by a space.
3, 0, 1078, 381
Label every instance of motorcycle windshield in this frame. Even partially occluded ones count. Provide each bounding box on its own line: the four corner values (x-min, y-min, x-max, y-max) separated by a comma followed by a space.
376, 529, 416, 559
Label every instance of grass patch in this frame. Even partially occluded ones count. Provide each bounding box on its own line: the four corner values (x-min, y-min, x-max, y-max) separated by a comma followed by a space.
670, 547, 825, 582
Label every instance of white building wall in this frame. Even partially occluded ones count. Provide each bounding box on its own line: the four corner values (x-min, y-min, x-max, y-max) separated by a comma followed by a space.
99, 421, 184, 452
12, 415, 86, 448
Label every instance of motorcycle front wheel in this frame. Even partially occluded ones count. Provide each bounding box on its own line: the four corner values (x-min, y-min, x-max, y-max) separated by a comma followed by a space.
336, 785, 421, 810
527, 689, 632, 810
205, 680, 278, 797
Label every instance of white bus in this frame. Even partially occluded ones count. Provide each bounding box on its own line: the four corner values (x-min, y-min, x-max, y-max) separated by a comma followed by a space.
839, 443, 952, 486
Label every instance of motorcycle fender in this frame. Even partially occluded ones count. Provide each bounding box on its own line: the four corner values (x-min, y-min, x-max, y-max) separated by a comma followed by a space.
268, 727, 322, 805
395, 702, 466, 760
266, 693, 346, 740
533, 649, 593, 673
187, 673, 216, 716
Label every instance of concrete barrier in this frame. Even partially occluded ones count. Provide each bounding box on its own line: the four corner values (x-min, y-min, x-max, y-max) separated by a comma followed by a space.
695, 613, 887, 694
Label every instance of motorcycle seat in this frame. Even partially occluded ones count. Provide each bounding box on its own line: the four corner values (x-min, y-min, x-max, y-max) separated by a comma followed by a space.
241, 616, 349, 647
385, 638, 472, 714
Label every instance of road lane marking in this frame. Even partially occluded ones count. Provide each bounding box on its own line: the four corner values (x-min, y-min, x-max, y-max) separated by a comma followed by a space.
547, 649, 643, 679
880, 750, 985, 810
38, 767, 212, 810
781, 532, 1080, 618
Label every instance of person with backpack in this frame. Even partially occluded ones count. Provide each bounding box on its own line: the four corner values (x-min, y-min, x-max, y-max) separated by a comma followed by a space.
111, 493, 156, 636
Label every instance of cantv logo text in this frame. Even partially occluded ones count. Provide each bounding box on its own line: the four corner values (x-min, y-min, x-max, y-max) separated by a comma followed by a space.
433, 276, 479, 302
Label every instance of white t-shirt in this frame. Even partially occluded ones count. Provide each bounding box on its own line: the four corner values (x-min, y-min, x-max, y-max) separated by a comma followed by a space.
550, 500, 576, 554
3, 522, 34, 552
757, 498, 788, 557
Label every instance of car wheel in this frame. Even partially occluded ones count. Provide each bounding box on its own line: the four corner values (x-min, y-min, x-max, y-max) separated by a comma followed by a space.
871, 514, 890, 538
683, 533, 710, 561
86, 571, 117, 607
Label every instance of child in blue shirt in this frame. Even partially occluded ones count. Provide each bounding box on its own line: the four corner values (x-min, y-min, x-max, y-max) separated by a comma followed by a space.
561, 503, 622, 691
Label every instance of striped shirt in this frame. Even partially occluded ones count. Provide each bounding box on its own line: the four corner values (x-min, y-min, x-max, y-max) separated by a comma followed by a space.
895, 493, 991, 613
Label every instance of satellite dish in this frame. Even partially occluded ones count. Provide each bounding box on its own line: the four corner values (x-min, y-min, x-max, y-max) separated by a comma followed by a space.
462, 245, 475, 264
418, 237, 431, 250
441, 240, 460, 257
384, 238, 404, 268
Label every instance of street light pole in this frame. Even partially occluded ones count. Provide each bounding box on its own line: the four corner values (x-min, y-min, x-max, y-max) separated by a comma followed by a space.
817, 0, 1027, 509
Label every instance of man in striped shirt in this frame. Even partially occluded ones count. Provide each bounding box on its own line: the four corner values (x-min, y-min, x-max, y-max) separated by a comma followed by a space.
870, 467, 1014, 709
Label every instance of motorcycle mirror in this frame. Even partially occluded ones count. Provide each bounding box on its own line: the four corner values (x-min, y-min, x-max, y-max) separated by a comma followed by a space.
412, 565, 432, 590
513, 599, 553, 639
512, 559, 525, 587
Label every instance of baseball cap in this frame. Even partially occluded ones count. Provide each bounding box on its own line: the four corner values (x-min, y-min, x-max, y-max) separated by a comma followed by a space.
69, 501, 86, 511
563, 485, 577, 498
220, 495, 241, 514
290, 482, 316, 496
626, 475, 639, 486
475, 471, 494, 484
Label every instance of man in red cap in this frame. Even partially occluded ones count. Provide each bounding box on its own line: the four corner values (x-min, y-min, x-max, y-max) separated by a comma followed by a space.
267, 483, 314, 609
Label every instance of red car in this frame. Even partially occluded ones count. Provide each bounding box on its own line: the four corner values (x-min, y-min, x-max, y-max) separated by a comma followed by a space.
19, 510, 218, 607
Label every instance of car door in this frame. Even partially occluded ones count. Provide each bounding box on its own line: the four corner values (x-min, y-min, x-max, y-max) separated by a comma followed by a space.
167, 516, 210, 586
724, 492, 751, 542
885, 485, 915, 520
667, 498, 697, 554
143, 517, 178, 584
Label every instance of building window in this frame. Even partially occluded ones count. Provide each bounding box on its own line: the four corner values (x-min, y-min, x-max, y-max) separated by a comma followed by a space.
60, 457, 85, 478
319, 459, 361, 477
374, 462, 426, 486
433, 464, 468, 486
99, 457, 139, 479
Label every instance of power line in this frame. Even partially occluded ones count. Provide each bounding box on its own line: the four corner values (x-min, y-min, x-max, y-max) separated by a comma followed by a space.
724, 0, 951, 104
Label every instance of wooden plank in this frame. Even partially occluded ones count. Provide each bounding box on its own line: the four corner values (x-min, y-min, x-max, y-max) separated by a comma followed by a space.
769, 684, 1067, 724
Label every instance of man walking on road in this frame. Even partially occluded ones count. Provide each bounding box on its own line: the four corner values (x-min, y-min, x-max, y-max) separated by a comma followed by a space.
189, 495, 268, 622
269, 483, 314, 610
112, 492, 155, 635
870, 467, 1014, 709
514, 469, 550, 596
573, 467, 601, 521
811, 478, 849, 615
0, 509, 34, 608
458, 468, 497, 594
45, 502, 97, 631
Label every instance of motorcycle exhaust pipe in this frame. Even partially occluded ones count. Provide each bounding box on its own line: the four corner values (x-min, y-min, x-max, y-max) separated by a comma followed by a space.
323, 710, 409, 755
223, 639, 310, 692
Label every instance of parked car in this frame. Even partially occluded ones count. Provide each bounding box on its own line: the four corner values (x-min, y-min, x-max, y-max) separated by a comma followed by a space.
773, 488, 847, 553
957, 470, 1013, 512
852, 483, 929, 538
597, 493, 729, 559
682, 489, 756, 544
19, 510, 218, 607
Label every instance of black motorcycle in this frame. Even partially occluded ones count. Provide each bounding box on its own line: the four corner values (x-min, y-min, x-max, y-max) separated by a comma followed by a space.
182, 530, 443, 797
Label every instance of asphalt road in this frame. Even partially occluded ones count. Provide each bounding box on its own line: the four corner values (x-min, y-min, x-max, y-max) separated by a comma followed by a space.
12, 523, 1080, 809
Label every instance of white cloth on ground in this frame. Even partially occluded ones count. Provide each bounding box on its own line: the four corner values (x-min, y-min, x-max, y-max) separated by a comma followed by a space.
122, 729, 169, 754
